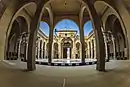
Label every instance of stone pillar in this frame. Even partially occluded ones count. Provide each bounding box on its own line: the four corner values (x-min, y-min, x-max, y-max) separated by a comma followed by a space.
58, 41, 62, 59
103, 34, 109, 61
41, 41, 43, 59
52, 42, 54, 59
79, 12, 85, 63
24, 36, 29, 61
36, 42, 38, 59
86, 43, 88, 58
80, 42, 82, 59
89, 42, 91, 58
91, 40, 93, 59
48, 27, 53, 64
72, 38, 75, 59
25, 42, 28, 60
84, 0, 105, 71
18, 36, 22, 59
93, 39, 96, 59
38, 40, 40, 59
80, 29, 85, 63
61, 43, 63, 59
43, 42, 45, 58
44, 42, 47, 58
27, 0, 47, 71
112, 35, 116, 59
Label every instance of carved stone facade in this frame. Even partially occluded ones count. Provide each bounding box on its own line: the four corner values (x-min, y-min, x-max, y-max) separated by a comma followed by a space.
36, 29, 96, 60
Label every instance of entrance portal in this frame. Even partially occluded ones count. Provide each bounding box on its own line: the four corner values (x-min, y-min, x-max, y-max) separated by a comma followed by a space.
63, 47, 71, 59
63, 47, 67, 58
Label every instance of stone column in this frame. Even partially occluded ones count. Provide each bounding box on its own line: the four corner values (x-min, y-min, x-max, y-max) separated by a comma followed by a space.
27, 0, 47, 71
79, 19, 85, 63
52, 42, 54, 59
58, 41, 62, 59
61, 43, 63, 59
41, 41, 43, 59
80, 42, 82, 59
44, 42, 47, 58
103, 34, 109, 61
93, 39, 96, 59
38, 40, 40, 59
72, 38, 75, 59
112, 35, 116, 59
91, 40, 93, 59
48, 26, 53, 64
24, 36, 29, 61
25, 42, 28, 60
80, 30, 85, 63
43, 42, 45, 58
89, 42, 91, 58
36, 41, 38, 59
84, 0, 105, 71
18, 35, 22, 59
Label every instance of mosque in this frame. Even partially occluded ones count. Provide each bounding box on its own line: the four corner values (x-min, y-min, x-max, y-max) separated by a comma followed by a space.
0, 0, 130, 87
35, 28, 96, 64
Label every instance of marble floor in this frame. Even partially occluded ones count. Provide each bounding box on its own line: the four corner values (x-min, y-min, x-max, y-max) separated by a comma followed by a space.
0, 59, 130, 87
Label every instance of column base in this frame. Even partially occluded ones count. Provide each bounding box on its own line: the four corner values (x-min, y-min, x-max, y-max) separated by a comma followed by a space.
96, 65, 105, 72
96, 68, 106, 72
48, 63, 52, 66
82, 60, 85, 64
27, 63, 36, 71
27, 68, 36, 71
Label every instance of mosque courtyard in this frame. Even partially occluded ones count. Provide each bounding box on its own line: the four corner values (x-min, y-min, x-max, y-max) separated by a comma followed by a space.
0, 59, 130, 87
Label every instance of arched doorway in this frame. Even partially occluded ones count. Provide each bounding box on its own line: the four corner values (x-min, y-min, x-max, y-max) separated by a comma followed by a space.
114, 19, 127, 59
6, 20, 20, 60
105, 14, 128, 60
6, 16, 28, 61
61, 37, 73, 59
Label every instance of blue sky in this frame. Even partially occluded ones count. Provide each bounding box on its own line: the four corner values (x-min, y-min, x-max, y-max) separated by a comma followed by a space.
84, 20, 93, 36
39, 19, 93, 36
39, 22, 49, 36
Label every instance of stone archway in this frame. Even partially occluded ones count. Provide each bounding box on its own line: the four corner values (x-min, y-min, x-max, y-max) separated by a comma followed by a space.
61, 37, 73, 59
94, 0, 130, 60
6, 16, 28, 61
114, 19, 127, 59
105, 14, 128, 60
27, 0, 106, 71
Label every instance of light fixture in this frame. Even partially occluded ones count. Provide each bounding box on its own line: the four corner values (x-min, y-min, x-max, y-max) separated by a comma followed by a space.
64, 0, 67, 8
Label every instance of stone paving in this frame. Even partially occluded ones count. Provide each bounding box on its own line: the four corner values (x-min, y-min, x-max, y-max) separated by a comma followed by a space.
0, 60, 130, 87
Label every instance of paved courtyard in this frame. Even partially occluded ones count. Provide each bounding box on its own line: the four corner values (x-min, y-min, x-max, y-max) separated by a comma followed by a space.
0, 60, 130, 87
